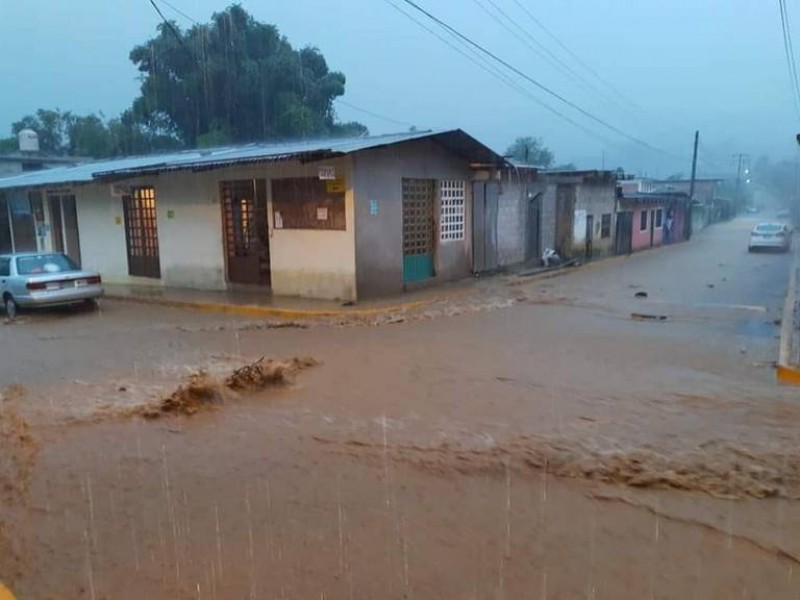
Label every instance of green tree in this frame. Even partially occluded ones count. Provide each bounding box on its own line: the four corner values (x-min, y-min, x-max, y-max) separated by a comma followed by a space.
128, 4, 365, 146
0, 137, 16, 153
506, 136, 554, 167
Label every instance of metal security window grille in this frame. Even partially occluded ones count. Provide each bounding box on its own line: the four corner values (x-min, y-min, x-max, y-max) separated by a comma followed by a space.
123, 186, 161, 278
402, 179, 435, 256
440, 180, 465, 241
126, 187, 159, 258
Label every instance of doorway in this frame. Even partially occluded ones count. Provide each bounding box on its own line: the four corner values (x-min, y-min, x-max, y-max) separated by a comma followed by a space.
221, 179, 270, 286
48, 194, 81, 266
402, 178, 435, 283
555, 184, 575, 258
472, 180, 499, 272
585, 214, 594, 259
615, 211, 633, 255
122, 187, 161, 278
525, 191, 541, 262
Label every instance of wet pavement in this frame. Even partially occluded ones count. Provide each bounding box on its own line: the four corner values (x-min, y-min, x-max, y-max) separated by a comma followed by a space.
1, 217, 799, 598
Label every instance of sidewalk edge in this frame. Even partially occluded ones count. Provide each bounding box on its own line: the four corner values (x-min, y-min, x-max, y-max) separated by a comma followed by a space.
777, 243, 800, 385
103, 293, 435, 320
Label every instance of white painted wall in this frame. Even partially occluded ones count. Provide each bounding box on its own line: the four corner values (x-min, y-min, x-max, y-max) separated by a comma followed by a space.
64, 156, 356, 300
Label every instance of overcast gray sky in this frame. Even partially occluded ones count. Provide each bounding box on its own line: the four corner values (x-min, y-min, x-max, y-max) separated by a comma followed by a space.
0, 0, 797, 176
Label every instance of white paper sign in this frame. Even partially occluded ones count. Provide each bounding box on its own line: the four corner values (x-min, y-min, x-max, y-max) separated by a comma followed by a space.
316, 207, 328, 221
318, 166, 336, 180
274, 211, 283, 229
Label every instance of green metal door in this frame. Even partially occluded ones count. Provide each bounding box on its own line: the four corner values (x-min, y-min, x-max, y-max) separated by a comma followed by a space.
402, 178, 435, 282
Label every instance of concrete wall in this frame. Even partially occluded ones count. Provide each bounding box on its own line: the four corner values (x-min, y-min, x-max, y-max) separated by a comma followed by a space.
495, 172, 547, 267
539, 185, 557, 254
352, 138, 472, 298
573, 181, 617, 258
68, 157, 357, 300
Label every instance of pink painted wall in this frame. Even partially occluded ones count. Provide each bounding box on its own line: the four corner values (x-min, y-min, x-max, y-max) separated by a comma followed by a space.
631, 206, 664, 251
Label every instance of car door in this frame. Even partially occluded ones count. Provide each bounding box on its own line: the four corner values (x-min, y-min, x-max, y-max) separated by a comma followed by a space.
0, 257, 10, 295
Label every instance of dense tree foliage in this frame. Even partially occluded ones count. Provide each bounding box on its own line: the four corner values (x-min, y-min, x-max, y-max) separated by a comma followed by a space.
2, 4, 364, 158
129, 4, 362, 146
505, 136, 555, 168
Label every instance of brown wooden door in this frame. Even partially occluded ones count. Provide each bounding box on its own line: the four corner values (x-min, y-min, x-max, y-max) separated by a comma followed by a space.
221, 179, 270, 286
123, 187, 161, 278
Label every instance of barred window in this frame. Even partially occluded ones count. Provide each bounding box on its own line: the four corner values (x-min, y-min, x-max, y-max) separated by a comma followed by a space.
440, 180, 465, 241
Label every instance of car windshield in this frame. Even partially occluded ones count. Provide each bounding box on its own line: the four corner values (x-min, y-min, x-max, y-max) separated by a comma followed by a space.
16, 254, 78, 275
754, 224, 783, 233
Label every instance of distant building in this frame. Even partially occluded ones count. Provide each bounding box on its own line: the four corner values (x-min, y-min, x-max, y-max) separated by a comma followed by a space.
0, 152, 77, 177
0, 130, 78, 177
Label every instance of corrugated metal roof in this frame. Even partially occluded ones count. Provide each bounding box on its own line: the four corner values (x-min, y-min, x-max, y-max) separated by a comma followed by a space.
0, 128, 503, 191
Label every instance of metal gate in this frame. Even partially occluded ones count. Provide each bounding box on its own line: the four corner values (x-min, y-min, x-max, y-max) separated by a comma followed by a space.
615, 211, 633, 255
221, 179, 270, 286
402, 178, 435, 283
472, 181, 499, 272
123, 187, 161, 278
555, 184, 575, 258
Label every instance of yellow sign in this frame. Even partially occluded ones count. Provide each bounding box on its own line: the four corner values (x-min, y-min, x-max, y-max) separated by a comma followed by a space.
326, 178, 346, 194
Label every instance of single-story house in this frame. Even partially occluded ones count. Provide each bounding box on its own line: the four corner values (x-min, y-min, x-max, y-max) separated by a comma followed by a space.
0, 129, 505, 301
616, 192, 690, 254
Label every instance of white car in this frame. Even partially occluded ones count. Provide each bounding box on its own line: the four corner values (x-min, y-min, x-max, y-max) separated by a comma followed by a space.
748, 222, 792, 253
0, 252, 104, 318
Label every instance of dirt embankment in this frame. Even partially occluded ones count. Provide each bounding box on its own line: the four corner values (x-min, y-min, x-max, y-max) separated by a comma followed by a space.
316, 433, 800, 500
0, 385, 38, 586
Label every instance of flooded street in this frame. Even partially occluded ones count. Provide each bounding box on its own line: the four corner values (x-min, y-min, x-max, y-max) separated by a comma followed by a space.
2, 217, 799, 598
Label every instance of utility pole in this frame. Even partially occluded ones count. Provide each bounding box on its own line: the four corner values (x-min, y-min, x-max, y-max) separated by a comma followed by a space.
732, 153, 750, 212
687, 130, 699, 240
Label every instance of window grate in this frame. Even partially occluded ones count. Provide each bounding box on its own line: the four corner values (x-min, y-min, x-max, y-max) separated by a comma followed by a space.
440, 180, 465, 242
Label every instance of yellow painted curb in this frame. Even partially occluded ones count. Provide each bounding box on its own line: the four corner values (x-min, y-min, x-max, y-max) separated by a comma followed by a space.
104, 294, 438, 320
777, 242, 800, 385
777, 364, 800, 385
0, 582, 17, 600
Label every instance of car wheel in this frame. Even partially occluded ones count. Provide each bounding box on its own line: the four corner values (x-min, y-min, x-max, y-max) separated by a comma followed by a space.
84, 298, 99, 311
4, 295, 18, 319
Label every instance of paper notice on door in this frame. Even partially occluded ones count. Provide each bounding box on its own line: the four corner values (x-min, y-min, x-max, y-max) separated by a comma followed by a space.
274, 211, 283, 229
316, 207, 328, 221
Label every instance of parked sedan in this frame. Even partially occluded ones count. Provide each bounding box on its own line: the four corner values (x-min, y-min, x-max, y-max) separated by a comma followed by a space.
0, 252, 104, 318
748, 222, 792, 253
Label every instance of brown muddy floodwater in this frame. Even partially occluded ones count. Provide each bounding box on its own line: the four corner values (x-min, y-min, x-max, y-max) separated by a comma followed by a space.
1, 219, 799, 598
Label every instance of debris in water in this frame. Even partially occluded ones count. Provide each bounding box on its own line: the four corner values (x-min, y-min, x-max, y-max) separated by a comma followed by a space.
138, 357, 318, 419
631, 313, 668, 322
634, 291, 648, 299
707, 284, 715, 288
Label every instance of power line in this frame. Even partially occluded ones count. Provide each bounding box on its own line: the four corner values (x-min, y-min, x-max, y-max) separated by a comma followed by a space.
396, 0, 688, 161
156, 0, 199, 25
778, 0, 800, 121
509, 0, 639, 112
334, 99, 417, 129
381, 0, 617, 146
472, 0, 620, 111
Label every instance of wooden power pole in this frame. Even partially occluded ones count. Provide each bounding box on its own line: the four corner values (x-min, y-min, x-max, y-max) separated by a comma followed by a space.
687, 130, 699, 240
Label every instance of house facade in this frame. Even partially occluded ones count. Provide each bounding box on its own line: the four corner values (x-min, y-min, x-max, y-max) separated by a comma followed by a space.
616, 192, 690, 254
0, 130, 503, 301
